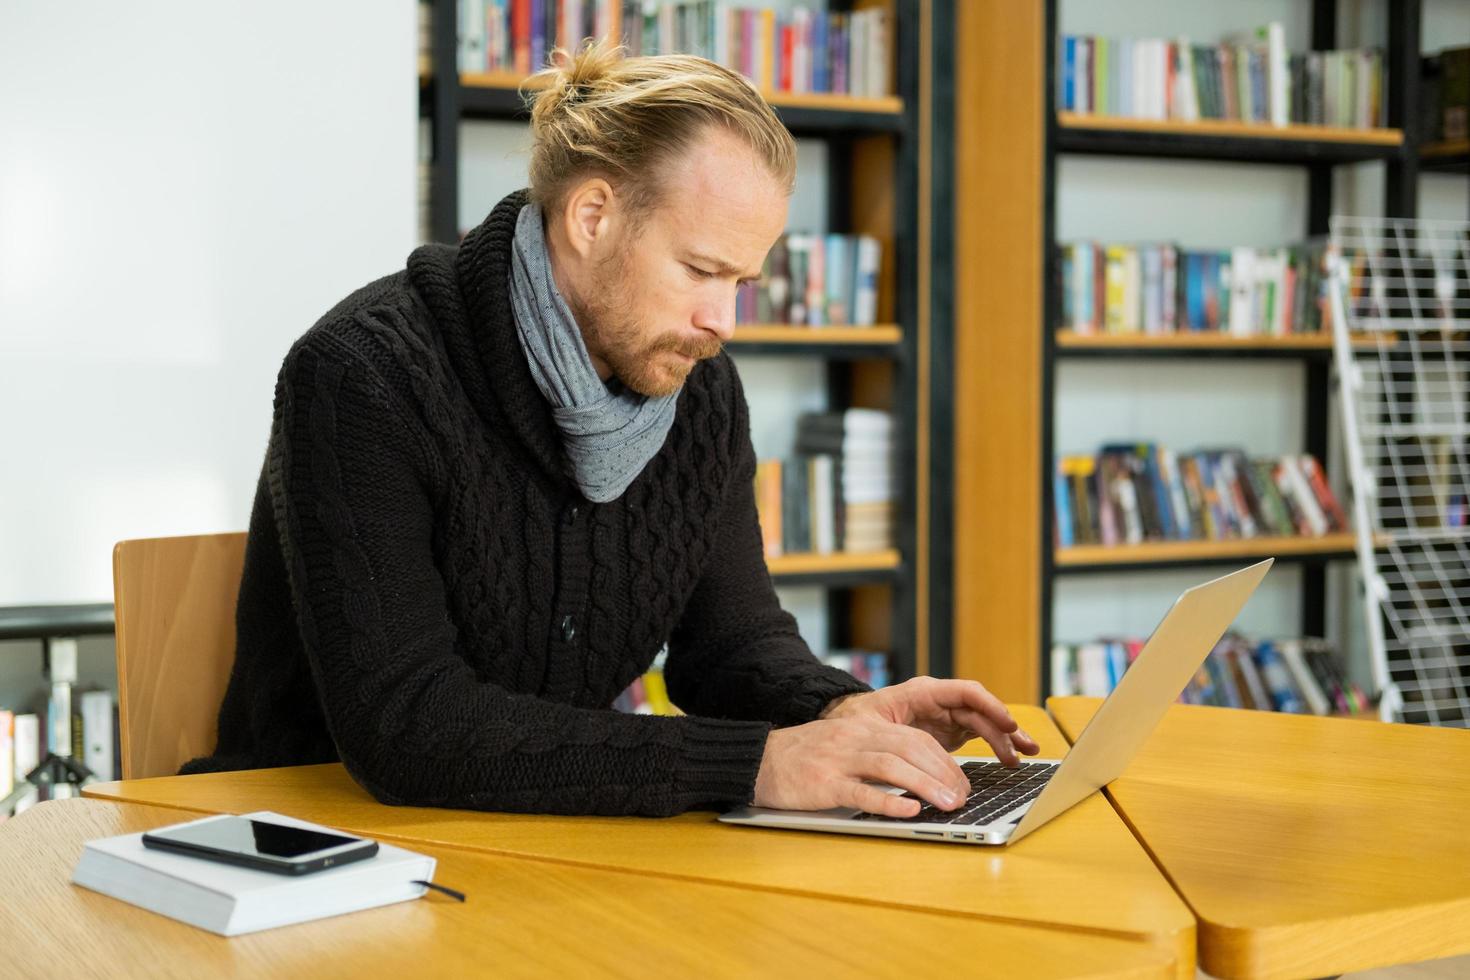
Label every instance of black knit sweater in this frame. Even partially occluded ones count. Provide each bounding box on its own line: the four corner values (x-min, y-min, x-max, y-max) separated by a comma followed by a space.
181, 190, 871, 816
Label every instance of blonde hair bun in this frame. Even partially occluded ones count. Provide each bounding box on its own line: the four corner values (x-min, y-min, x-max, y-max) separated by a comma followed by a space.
522, 38, 796, 217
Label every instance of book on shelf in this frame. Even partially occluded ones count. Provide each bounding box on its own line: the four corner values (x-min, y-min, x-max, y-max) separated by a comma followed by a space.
0, 711, 11, 804
737, 232, 882, 328
819, 650, 890, 689
754, 409, 897, 558
1059, 240, 1335, 337
1059, 22, 1386, 129
455, 1, 891, 100
610, 648, 683, 716
1420, 45, 1469, 143
1054, 445, 1347, 549
1052, 633, 1371, 716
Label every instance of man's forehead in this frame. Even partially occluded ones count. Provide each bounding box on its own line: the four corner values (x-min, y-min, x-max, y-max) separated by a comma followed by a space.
662, 131, 779, 213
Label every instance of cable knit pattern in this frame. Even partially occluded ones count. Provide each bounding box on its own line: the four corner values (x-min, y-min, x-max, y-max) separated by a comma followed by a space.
181, 189, 871, 816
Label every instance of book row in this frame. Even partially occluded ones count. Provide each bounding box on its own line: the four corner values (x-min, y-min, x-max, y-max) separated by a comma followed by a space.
1055, 446, 1348, 548
1059, 241, 1335, 337
1, 690, 119, 820
736, 233, 883, 328
755, 410, 898, 558
454, 1, 892, 99
1052, 634, 1371, 717
1059, 24, 1386, 130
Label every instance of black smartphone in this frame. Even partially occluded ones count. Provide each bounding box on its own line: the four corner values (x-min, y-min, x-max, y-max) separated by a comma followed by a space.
141, 815, 379, 876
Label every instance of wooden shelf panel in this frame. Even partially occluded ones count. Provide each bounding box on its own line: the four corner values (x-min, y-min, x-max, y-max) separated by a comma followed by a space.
457, 71, 902, 113
446, 73, 905, 133
1419, 138, 1469, 174
1055, 112, 1403, 164
767, 550, 901, 576
1056, 533, 1363, 569
1420, 138, 1470, 159
1057, 112, 1403, 145
732, 325, 902, 345
1054, 330, 1394, 357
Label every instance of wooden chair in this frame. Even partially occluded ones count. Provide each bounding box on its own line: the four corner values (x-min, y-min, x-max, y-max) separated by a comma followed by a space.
112, 533, 247, 779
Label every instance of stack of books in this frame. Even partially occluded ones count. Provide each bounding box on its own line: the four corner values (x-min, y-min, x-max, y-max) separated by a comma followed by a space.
754, 410, 897, 557
1051, 634, 1372, 716
457, 1, 892, 99
1058, 22, 1386, 129
1059, 241, 1334, 337
736, 232, 882, 327
1054, 445, 1347, 548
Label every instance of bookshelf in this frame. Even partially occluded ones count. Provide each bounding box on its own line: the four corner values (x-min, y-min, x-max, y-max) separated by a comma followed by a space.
952, 0, 1432, 703
419, 1, 953, 683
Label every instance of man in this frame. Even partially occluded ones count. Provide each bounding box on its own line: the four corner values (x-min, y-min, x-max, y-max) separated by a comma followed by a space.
184, 41, 1038, 818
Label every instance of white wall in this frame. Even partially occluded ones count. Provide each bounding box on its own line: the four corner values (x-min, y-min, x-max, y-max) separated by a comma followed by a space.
0, 2, 418, 608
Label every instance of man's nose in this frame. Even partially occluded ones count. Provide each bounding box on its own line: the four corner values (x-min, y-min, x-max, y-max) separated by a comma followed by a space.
697, 298, 737, 343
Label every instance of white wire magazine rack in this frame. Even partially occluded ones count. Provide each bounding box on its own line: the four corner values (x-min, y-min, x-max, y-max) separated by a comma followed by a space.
1329, 216, 1470, 726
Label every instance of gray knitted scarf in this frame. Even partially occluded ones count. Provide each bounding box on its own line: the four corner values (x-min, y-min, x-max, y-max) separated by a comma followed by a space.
508, 202, 679, 503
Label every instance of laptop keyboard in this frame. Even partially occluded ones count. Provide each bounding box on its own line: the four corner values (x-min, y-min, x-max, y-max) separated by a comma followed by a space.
851, 761, 1059, 826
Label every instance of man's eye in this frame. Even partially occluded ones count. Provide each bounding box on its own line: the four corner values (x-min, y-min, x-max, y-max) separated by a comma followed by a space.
685, 264, 714, 280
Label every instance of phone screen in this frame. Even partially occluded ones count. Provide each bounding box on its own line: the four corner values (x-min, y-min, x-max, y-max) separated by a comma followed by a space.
150, 817, 363, 859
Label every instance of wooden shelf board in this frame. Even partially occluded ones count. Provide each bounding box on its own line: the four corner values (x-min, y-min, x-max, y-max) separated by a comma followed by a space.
732, 325, 902, 345
457, 72, 902, 115
1420, 138, 1470, 159
767, 550, 902, 576
1055, 331, 1389, 351
1056, 533, 1364, 567
1056, 112, 1403, 147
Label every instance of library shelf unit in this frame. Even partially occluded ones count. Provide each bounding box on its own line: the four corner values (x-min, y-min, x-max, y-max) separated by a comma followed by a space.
419, 1, 955, 682
951, 0, 1434, 704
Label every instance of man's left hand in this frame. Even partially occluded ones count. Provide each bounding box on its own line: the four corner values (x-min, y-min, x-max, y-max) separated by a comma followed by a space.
819, 677, 1041, 765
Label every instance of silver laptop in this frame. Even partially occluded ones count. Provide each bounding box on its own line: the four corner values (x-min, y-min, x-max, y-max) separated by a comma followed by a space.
720, 559, 1272, 846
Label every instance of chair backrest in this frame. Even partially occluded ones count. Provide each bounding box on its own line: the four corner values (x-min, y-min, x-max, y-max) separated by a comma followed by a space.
112, 532, 247, 779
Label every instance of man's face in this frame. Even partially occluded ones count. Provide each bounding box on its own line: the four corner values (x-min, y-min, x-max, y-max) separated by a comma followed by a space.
566, 129, 789, 398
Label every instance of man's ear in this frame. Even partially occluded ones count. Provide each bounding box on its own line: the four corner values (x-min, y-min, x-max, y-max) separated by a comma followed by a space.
560, 178, 614, 260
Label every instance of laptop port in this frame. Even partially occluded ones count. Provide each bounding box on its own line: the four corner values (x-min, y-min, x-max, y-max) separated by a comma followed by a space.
914, 830, 944, 837
950, 833, 967, 840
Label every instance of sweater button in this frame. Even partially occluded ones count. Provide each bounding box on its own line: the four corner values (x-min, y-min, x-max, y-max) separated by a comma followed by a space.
561, 615, 576, 643
568, 505, 580, 525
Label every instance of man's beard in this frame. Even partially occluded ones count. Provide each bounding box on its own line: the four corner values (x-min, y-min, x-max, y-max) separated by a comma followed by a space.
569, 254, 724, 398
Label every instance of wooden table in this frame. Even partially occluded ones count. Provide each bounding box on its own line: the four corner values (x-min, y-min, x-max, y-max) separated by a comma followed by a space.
0, 798, 1178, 979
1049, 696, 1470, 979
83, 705, 1197, 975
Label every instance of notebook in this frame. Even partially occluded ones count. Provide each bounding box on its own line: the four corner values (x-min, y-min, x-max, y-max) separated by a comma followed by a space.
72, 811, 436, 936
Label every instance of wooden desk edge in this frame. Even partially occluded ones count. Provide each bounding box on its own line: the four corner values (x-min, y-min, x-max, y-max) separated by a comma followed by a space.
83, 776, 1194, 973
1045, 697, 1470, 978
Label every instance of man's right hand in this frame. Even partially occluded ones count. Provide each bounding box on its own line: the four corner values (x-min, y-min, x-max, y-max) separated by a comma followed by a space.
750, 716, 974, 818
